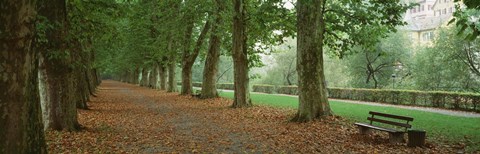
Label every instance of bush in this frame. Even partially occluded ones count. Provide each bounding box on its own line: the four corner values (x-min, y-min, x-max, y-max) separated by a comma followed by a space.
181, 81, 480, 112
192, 82, 203, 87
276, 86, 298, 95
252, 84, 275, 94
217, 83, 234, 90
328, 88, 480, 112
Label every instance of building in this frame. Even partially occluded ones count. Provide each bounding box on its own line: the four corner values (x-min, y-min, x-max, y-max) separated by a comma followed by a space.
403, 0, 456, 46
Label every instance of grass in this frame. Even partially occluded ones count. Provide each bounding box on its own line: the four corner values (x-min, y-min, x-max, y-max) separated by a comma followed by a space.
216, 90, 480, 149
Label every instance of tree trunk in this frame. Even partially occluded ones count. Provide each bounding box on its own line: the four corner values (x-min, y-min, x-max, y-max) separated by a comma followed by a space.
167, 55, 177, 92
231, 0, 252, 108
159, 62, 167, 90
37, 0, 80, 131
133, 67, 140, 84
140, 68, 148, 87
181, 19, 211, 95
76, 72, 89, 110
292, 0, 332, 122
201, 0, 224, 99
149, 66, 157, 88
0, 0, 47, 152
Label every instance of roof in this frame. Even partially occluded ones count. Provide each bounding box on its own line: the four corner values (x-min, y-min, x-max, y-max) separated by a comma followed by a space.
403, 15, 452, 31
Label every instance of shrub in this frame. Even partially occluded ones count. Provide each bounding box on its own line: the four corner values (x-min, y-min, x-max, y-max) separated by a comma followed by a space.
328, 88, 480, 112
217, 83, 234, 90
192, 82, 203, 87
252, 84, 276, 94
276, 86, 298, 95
181, 81, 480, 112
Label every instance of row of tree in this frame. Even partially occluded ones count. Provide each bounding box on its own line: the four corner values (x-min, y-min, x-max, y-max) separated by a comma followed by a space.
1, 0, 420, 152
0, 0, 111, 152
100, 0, 411, 121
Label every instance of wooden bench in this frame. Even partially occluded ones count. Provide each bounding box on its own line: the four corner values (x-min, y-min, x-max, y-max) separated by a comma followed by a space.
354, 111, 414, 143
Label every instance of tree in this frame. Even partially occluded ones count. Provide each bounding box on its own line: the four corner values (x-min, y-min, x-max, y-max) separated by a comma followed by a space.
0, 0, 47, 152
230, 0, 295, 108
260, 41, 298, 86
293, 0, 332, 121
180, 10, 211, 95
413, 27, 480, 92
345, 32, 412, 89
37, 0, 80, 131
452, 0, 480, 40
201, 0, 225, 99
231, 0, 252, 107
293, 0, 411, 122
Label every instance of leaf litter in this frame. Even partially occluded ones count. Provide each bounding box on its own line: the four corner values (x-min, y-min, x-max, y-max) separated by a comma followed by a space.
45, 81, 469, 153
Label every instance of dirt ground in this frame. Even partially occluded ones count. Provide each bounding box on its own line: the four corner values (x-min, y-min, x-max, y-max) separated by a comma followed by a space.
45, 80, 462, 153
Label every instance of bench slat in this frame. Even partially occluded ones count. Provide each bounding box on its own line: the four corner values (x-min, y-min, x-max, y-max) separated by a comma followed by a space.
367, 117, 412, 128
369, 111, 414, 121
354, 123, 403, 133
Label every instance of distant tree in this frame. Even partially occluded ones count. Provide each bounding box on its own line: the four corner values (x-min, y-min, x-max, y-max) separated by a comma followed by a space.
413, 27, 480, 92
345, 32, 412, 89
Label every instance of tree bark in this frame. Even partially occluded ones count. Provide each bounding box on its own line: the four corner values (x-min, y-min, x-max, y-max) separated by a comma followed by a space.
231, 0, 252, 108
149, 65, 157, 88
167, 54, 177, 92
201, 0, 224, 99
37, 0, 80, 131
181, 19, 211, 95
133, 67, 140, 84
292, 0, 332, 122
140, 68, 148, 87
159, 61, 167, 90
0, 0, 47, 152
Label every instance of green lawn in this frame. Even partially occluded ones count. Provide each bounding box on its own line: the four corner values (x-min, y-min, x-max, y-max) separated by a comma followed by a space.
216, 90, 480, 148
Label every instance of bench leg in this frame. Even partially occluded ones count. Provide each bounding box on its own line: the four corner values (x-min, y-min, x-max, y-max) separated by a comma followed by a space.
358, 126, 372, 135
389, 132, 405, 144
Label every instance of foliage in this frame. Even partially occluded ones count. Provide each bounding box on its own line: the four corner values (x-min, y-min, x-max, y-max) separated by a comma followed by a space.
328, 88, 480, 112
452, 0, 480, 40
322, 0, 414, 58
217, 83, 235, 90
345, 32, 412, 89
252, 84, 276, 94
412, 27, 480, 92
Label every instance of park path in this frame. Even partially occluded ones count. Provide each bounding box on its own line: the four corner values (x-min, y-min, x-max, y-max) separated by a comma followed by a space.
45, 80, 455, 153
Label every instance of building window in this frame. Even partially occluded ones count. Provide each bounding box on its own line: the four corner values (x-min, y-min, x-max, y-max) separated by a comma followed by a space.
443, 8, 447, 14
428, 5, 432, 10
422, 31, 434, 41
422, 5, 425, 11
449, 7, 453, 13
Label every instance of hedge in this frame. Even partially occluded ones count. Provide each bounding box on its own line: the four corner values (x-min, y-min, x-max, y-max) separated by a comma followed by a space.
276, 86, 298, 95
272, 86, 479, 112
192, 82, 203, 87
185, 82, 480, 112
252, 84, 276, 94
327, 88, 480, 112
217, 83, 234, 90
